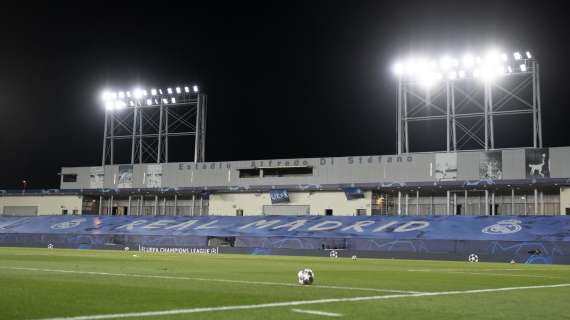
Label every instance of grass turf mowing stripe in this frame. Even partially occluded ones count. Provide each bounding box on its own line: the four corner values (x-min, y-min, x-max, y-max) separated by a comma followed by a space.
33, 283, 570, 320
2, 266, 422, 294
291, 309, 343, 317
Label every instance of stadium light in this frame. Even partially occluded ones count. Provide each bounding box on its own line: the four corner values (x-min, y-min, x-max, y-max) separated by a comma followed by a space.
151, 89, 157, 96
193, 85, 199, 93
520, 64, 527, 72
118, 91, 125, 99
105, 101, 114, 110
159, 89, 163, 95
184, 86, 190, 93
171, 97, 176, 103
392, 49, 533, 84
167, 88, 173, 94
133, 88, 144, 99
176, 87, 181, 94
162, 98, 168, 104
146, 99, 152, 106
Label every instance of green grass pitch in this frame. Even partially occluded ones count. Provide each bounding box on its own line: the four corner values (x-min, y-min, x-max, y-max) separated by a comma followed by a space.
1, 247, 569, 319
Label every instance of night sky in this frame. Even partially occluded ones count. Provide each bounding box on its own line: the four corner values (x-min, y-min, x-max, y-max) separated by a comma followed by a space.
1, 1, 569, 189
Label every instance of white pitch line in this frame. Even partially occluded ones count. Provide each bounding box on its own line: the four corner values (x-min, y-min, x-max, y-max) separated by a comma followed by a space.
33, 283, 570, 320
2, 266, 420, 294
291, 309, 343, 317
407, 269, 562, 279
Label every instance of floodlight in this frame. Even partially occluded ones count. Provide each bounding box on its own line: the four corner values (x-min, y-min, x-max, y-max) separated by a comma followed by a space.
143, 90, 148, 96
159, 89, 163, 95
193, 85, 199, 93
133, 88, 144, 99
473, 69, 481, 78
167, 88, 173, 94
126, 91, 131, 98
520, 64, 527, 72
447, 71, 457, 80
171, 97, 176, 103
115, 101, 126, 109
129, 101, 135, 107
462, 54, 475, 68
118, 91, 125, 99
393, 63, 404, 76
501, 53, 508, 62
458, 70, 466, 78
146, 99, 152, 106
514, 52, 522, 60
151, 89, 157, 96
507, 66, 513, 73
176, 87, 181, 94
439, 56, 452, 70
153, 98, 159, 104
184, 86, 190, 93
162, 98, 168, 104
105, 101, 114, 110
526, 51, 532, 59
101, 90, 115, 101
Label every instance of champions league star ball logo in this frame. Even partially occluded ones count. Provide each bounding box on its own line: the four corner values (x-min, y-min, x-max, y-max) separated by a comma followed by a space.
482, 220, 522, 235
50, 218, 86, 230
297, 269, 315, 285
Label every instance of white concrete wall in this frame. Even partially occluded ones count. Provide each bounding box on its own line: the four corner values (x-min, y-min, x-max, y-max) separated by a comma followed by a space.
0, 195, 83, 215
560, 187, 570, 215
209, 191, 371, 216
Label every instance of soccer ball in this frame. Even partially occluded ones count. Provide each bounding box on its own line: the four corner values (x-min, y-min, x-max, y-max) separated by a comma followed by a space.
352, 255, 357, 260
468, 253, 479, 263
47, 244, 54, 249
297, 268, 315, 285
124, 247, 130, 251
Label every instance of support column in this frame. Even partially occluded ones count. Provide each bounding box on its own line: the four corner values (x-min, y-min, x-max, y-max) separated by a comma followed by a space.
98, 195, 103, 215
127, 195, 132, 216
192, 194, 196, 216
397, 191, 402, 216
464, 190, 468, 216
540, 191, 544, 215
108, 195, 113, 216
430, 195, 434, 215
491, 191, 497, 216
199, 197, 204, 216
416, 190, 420, 215
154, 195, 158, 216
446, 191, 451, 215
534, 188, 538, 215
404, 192, 410, 216
139, 195, 143, 216
174, 194, 178, 216
162, 197, 167, 216
453, 192, 457, 216
511, 188, 515, 215
485, 190, 489, 215
446, 81, 451, 152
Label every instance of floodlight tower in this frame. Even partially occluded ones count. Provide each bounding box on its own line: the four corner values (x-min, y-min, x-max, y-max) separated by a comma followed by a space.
393, 49, 542, 154
100, 85, 207, 165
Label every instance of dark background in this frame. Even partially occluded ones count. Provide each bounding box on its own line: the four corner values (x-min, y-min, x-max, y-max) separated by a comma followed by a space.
1, 1, 569, 189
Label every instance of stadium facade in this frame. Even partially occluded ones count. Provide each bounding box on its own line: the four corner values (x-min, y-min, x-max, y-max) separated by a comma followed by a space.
2, 146, 570, 217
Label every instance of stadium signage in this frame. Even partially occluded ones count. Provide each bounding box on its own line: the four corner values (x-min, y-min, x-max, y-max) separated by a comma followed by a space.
138, 245, 219, 254
175, 155, 415, 171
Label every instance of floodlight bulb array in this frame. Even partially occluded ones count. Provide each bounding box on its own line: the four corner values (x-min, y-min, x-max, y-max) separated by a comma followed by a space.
393, 49, 534, 85
100, 83, 201, 110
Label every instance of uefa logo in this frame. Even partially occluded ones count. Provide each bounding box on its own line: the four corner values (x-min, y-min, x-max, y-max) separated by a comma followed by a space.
50, 218, 86, 230
482, 220, 522, 235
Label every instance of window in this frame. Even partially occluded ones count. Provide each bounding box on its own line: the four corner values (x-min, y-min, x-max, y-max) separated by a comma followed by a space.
236, 209, 244, 216
62, 174, 77, 183
239, 168, 261, 178
325, 209, 333, 216
356, 209, 367, 216
72, 209, 79, 215
62, 209, 68, 215
262, 167, 313, 177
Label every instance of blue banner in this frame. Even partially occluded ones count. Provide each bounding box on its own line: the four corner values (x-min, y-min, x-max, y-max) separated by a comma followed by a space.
1, 215, 569, 242
269, 189, 289, 203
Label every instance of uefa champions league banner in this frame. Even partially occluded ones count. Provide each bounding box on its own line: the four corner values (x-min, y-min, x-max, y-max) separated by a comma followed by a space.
0, 215, 569, 241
